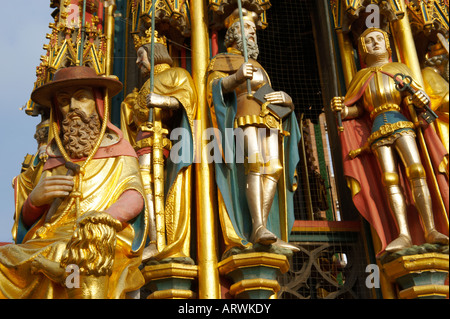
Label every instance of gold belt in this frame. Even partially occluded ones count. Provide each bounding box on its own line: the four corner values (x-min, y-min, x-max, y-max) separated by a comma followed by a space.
367, 121, 415, 145
349, 121, 415, 159
234, 113, 281, 130
370, 104, 401, 120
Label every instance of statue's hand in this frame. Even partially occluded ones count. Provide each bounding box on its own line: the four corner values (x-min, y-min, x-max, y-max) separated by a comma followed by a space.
146, 92, 180, 110
264, 91, 294, 110
29, 175, 74, 207
411, 90, 430, 109
235, 62, 257, 84
146, 92, 169, 109
331, 96, 346, 113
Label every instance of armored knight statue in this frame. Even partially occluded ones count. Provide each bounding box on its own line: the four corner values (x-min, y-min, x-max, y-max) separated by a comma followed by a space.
0, 66, 148, 298
331, 28, 449, 253
120, 28, 197, 263
207, 8, 301, 255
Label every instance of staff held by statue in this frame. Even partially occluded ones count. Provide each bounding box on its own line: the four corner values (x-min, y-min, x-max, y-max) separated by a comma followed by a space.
237, 0, 252, 97
147, 1, 167, 250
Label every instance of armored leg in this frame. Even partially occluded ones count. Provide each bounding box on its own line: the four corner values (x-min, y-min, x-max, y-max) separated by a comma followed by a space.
246, 156, 277, 245
396, 136, 449, 246
261, 130, 300, 252
244, 126, 277, 245
374, 144, 412, 252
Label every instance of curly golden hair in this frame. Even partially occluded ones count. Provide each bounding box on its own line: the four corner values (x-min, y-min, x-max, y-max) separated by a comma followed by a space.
60, 211, 123, 276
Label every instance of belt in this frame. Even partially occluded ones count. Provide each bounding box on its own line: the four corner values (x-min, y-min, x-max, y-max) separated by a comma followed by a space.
370, 104, 401, 120
349, 121, 415, 159
367, 121, 414, 146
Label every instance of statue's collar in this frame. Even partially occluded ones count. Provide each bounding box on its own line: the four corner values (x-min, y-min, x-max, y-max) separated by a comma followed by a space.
227, 47, 243, 56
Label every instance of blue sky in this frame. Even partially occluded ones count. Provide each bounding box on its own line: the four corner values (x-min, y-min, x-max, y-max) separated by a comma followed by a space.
0, 1, 54, 242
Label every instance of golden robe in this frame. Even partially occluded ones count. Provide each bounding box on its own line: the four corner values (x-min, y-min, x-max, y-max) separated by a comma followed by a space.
422, 66, 449, 153
0, 154, 148, 299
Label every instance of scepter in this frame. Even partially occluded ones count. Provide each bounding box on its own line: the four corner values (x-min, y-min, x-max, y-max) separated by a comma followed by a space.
237, 0, 252, 97
148, 1, 167, 249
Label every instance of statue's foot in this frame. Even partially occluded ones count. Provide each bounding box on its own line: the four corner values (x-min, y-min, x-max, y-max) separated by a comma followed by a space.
31, 254, 65, 283
272, 238, 300, 252
251, 226, 277, 246
385, 234, 412, 253
142, 243, 159, 263
425, 229, 449, 245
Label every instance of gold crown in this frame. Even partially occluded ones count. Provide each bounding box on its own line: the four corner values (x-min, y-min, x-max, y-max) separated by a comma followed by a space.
224, 8, 259, 29
133, 28, 167, 51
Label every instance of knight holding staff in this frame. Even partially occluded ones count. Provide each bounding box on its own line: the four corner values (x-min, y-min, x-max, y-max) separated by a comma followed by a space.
207, 7, 301, 255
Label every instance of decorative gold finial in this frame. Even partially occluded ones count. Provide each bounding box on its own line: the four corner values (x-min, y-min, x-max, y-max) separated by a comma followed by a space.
133, 28, 167, 51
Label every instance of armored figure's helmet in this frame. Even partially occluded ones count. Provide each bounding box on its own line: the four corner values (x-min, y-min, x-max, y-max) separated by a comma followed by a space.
357, 27, 392, 65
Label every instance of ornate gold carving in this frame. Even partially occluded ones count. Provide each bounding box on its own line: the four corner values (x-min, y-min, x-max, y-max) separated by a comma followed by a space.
407, 0, 449, 35
370, 104, 402, 119
235, 114, 282, 131
25, 1, 107, 116
133, 28, 167, 51
367, 121, 415, 145
130, 0, 191, 39
208, 0, 271, 30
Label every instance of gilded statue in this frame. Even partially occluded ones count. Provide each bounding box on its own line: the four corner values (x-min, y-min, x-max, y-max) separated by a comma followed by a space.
0, 66, 149, 298
331, 28, 449, 253
120, 28, 197, 263
206, 8, 301, 255
421, 40, 449, 157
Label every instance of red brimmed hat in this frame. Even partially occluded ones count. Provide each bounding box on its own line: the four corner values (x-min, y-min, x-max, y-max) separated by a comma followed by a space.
31, 66, 123, 108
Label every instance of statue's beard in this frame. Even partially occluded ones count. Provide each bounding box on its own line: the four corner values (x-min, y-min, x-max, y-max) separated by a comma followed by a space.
62, 109, 101, 159
236, 37, 259, 60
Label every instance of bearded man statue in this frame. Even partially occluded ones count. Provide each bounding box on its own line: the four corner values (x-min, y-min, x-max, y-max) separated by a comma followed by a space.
206, 8, 301, 257
0, 66, 149, 299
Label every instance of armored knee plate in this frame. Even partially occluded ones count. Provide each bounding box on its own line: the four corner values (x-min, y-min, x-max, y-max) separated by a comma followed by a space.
382, 172, 400, 187
264, 158, 283, 181
406, 163, 426, 181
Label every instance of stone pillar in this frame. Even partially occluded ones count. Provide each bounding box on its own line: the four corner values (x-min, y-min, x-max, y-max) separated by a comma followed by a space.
381, 253, 449, 299
141, 263, 198, 299
218, 252, 290, 299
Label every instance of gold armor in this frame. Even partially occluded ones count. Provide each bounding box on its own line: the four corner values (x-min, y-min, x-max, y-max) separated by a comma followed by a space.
332, 28, 448, 252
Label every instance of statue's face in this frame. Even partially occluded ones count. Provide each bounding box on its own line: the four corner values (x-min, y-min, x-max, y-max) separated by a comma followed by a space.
136, 46, 151, 76
236, 20, 257, 46
56, 87, 96, 120
56, 86, 101, 159
364, 30, 387, 56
